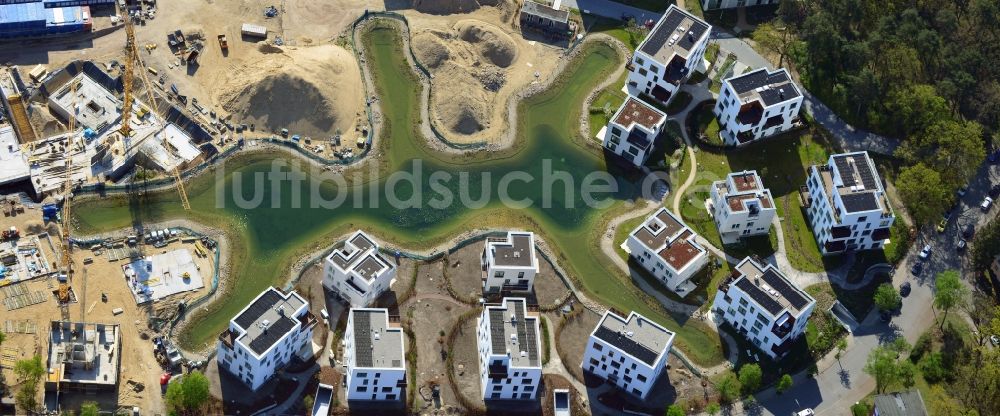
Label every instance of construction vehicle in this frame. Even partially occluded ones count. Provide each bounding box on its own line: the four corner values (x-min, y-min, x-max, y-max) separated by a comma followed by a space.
217, 34, 228, 51
1, 226, 18, 240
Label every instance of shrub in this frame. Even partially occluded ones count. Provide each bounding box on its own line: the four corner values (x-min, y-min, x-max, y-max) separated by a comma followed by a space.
920, 352, 948, 383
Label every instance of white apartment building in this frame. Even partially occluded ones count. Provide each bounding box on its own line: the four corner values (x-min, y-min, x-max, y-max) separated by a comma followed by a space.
476, 298, 542, 401
711, 170, 776, 244
804, 152, 895, 254
701, 0, 780, 10
323, 230, 397, 307
217, 287, 317, 391
712, 257, 815, 358
344, 308, 406, 402
714, 68, 803, 146
626, 5, 711, 103
581, 310, 674, 399
601, 96, 667, 167
481, 231, 539, 293
625, 207, 709, 297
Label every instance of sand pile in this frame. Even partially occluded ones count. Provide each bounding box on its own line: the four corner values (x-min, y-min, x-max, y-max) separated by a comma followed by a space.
212, 44, 363, 137
412, 20, 519, 137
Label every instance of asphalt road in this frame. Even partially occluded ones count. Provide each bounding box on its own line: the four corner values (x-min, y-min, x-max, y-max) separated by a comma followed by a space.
562, 0, 663, 22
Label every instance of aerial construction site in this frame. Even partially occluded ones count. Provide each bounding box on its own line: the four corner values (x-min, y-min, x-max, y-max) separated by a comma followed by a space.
0, 0, 604, 414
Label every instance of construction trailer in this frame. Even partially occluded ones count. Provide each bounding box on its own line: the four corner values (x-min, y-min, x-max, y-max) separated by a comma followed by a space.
0, 1, 92, 39
240, 23, 266, 38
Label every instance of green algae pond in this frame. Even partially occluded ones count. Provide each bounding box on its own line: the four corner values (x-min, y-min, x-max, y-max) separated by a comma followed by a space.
73, 23, 725, 366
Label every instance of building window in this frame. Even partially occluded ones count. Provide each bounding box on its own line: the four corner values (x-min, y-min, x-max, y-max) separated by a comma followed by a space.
357, 386, 367, 393
593, 343, 603, 351
494, 271, 504, 278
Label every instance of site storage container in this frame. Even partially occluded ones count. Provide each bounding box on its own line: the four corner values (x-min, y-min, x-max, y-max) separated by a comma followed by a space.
241, 23, 266, 38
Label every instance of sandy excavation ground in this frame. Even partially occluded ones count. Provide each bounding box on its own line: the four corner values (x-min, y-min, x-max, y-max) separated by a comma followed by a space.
407, 2, 563, 144
0, 207, 214, 414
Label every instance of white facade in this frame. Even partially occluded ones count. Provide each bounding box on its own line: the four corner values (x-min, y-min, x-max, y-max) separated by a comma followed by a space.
710, 170, 776, 244
581, 310, 674, 399
601, 96, 667, 167
701, 0, 780, 10
714, 68, 803, 146
625, 208, 709, 297
476, 298, 542, 401
344, 308, 406, 402
323, 230, 397, 307
626, 5, 711, 102
481, 231, 539, 293
712, 257, 815, 359
217, 287, 316, 391
805, 152, 895, 255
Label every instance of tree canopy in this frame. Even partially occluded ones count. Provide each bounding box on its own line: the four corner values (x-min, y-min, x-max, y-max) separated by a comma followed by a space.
165, 371, 211, 415
738, 364, 763, 394
934, 270, 967, 328
873, 283, 902, 312
895, 163, 951, 226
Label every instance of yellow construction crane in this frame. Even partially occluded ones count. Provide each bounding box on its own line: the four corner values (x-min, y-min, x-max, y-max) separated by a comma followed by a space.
57, 82, 80, 313
117, 3, 191, 210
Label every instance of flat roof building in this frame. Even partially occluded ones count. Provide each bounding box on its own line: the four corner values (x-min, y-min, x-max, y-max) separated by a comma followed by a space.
45, 321, 121, 391
344, 308, 406, 402
476, 298, 542, 401
582, 310, 673, 399
600, 96, 667, 167
715, 68, 803, 146
711, 170, 776, 244
217, 287, 317, 391
323, 230, 398, 307
519, 1, 572, 37
804, 152, 895, 254
627, 5, 711, 102
712, 257, 816, 358
625, 207, 709, 297
0, 125, 30, 186
481, 231, 539, 293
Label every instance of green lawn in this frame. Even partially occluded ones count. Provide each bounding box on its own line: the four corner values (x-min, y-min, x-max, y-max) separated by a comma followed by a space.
690, 103, 723, 146
678, 129, 832, 273
588, 71, 629, 138
608, 0, 671, 12
710, 54, 737, 93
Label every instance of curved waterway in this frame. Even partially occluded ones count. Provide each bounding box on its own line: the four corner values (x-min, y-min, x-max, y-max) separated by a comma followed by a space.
74, 24, 723, 365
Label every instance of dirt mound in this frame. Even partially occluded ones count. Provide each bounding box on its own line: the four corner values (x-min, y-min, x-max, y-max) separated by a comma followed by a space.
213, 44, 363, 138
257, 43, 283, 54
456, 21, 516, 67
412, 32, 452, 69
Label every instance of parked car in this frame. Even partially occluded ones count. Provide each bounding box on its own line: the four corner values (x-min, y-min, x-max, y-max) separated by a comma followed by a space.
880, 310, 892, 322
919, 245, 932, 259
911, 262, 923, 275
937, 218, 947, 233
982, 196, 994, 211
958, 239, 967, 251
990, 184, 1000, 199
991, 335, 999, 347
963, 224, 975, 239
900, 281, 911, 297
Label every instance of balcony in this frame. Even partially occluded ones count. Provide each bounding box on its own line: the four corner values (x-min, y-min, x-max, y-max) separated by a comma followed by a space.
488, 362, 509, 379
297, 310, 318, 330
218, 329, 236, 349
345, 277, 367, 295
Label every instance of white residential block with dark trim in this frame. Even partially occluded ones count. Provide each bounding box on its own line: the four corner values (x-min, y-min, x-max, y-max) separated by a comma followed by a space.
804, 152, 895, 255
581, 310, 674, 399
701, 0, 781, 11
217, 287, 317, 391
481, 231, 539, 293
323, 230, 397, 307
601, 96, 667, 167
344, 308, 406, 402
625, 207, 709, 297
714, 68, 802, 146
711, 170, 776, 244
476, 298, 542, 401
712, 257, 815, 359
626, 5, 711, 103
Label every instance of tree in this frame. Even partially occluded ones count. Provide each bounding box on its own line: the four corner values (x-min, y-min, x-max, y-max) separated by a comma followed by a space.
874, 283, 903, 312
716, 374, 741, 404
753, 22, 798, 68
80, 402, 99, 416
934, 270, 967, 329
963, 293, 998, 346
920, 352, 948, 383
864, 346, 899, 394
706, 402, 721, 416
166, 371, 211, 415
776, 374, 793, 394
884, 84, 948, 137
895, 163, 951, 226
13, 355, 45, 412
738, 364, 762, 394
897, 119, 986, 191
303, 394, 315, 413
897, 360, 917, 389
666, 404, 685, 416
